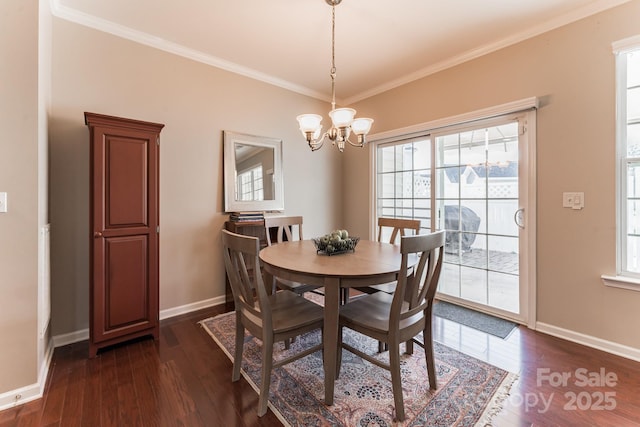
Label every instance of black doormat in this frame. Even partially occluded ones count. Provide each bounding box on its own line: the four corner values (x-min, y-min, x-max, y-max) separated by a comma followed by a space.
433, 301, 518, 339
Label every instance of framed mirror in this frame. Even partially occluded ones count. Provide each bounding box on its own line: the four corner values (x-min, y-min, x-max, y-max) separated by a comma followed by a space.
223, 131, 284, 212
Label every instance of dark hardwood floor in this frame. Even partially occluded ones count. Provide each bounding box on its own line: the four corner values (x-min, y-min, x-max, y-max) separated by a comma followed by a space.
2, 303, 640, 427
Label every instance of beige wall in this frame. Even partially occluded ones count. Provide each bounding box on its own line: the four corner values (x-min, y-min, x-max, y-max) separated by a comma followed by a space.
0, 0, 40, 394
48, 18, 344, 337
345, 0, 640, 348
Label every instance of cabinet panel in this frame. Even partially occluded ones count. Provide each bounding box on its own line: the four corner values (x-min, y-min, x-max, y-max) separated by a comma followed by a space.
106, 136, 149, 227
105, 236, 148, 328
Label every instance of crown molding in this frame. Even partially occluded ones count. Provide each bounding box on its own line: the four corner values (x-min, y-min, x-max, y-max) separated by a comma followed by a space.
344, 0, 632, 104
49, 0, 331, 103
50, 0, 630, 105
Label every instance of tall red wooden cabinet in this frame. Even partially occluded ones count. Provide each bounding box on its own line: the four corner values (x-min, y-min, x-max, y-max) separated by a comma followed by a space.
85, 112, 164, 357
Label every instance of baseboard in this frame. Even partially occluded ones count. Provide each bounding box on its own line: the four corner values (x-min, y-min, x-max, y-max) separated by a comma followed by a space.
52, 296, 225, 348
52, 327, 89, 348
159, 296, 224, 320
0, 383, 42, 413
0, 337, 54, 412
536, 321, 640, 362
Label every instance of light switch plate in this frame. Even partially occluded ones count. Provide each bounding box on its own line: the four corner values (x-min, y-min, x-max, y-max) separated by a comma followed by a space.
562, 192, 584, 209
0, 192, 6, 213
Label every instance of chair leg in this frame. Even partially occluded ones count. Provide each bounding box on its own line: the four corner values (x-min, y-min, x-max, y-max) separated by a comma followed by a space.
336, 327, 343, 379
258, 335, 274, 417
423, 323, 437, 390
378, 341, 388, 353
388, 342, 405, 421
405, 339, 414, 355
282, 288, 307, 348
232, 314, 244, 382
288, 336, 297, 346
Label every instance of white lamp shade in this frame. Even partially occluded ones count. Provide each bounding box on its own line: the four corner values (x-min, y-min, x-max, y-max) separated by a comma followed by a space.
329, 108, 356, 127
351, 118, 374, 135
297, 114, 323, 133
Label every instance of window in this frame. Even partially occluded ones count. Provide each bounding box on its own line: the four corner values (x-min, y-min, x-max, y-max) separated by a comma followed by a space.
237, 165, 264, 201
614, 38, 640, 281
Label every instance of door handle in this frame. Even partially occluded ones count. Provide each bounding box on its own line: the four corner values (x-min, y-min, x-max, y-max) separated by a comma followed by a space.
94, 231, 103, 238
514, 208, 525, 229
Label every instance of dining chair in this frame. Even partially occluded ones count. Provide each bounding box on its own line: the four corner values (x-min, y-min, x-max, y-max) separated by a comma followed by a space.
221, 229, 324, 417
351, 217, 422, 351
337, 230, 445, 421
362, 217, 422, 294
264, 216, 349, 304
264, 216, 321, 296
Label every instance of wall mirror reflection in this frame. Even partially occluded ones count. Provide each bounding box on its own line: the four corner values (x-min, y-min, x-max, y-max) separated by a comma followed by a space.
223, 131, 284, 212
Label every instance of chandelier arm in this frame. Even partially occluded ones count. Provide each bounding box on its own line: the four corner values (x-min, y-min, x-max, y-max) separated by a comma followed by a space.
345, 134, 365, 148
309, 132, 328, 151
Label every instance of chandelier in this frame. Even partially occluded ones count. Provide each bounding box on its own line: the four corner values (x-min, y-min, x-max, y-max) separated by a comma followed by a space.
296, 0, 374, 152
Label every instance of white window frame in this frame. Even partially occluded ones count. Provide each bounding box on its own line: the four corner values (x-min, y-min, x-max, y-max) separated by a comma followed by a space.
602, 35, 640, 291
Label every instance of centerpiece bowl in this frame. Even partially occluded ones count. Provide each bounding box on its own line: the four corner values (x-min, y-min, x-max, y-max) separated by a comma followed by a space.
312, 236, 360, 256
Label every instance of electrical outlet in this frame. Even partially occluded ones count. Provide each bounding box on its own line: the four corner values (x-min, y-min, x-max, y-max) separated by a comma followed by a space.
0, 192, 7, 213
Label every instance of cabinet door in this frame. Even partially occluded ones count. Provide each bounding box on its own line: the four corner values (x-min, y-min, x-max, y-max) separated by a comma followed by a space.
86, 113, 163, 357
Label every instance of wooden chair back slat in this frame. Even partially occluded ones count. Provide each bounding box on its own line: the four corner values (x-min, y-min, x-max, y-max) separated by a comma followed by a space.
377, 217, 421, 244
265, 216, 303, 246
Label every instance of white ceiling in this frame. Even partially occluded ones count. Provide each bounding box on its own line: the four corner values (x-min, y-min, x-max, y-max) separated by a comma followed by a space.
52, 0, 629, 104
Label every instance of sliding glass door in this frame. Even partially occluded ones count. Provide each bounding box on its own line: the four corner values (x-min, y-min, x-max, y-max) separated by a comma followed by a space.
375, 110, 535, 323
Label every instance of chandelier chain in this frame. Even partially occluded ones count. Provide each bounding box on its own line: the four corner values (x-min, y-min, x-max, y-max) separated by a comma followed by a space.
296, 0, 373, 152
330, 4, 337, 111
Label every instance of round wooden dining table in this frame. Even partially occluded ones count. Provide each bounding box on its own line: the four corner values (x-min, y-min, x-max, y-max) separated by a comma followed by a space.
259, 239, 406, 406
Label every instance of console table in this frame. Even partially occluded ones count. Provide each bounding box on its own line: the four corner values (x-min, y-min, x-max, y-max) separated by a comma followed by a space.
224, 220, 267, 247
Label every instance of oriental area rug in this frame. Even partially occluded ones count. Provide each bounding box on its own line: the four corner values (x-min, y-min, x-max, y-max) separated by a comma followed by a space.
200, 312, 516, 427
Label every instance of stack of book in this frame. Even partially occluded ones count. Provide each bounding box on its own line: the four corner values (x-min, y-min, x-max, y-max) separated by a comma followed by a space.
229, 211, 265, 222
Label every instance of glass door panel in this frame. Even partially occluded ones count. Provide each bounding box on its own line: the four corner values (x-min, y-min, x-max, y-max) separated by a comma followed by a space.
488, 271, 519, 312
435, 121, 522, 316
377, 138, 431, 226
461, 265, 487, 304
